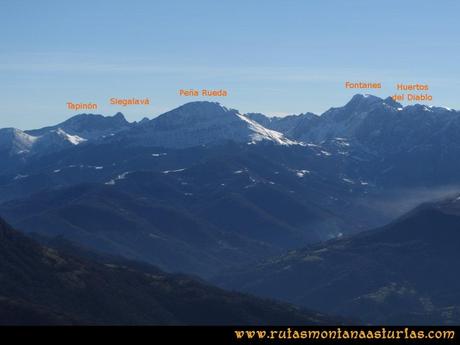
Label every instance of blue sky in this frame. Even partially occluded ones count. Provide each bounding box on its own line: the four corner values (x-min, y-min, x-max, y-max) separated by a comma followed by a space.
1, 0, 459, 129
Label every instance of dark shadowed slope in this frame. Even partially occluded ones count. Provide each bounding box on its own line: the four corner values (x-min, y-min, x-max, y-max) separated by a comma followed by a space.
216, 196, 460, 325
0, 217, 339, 325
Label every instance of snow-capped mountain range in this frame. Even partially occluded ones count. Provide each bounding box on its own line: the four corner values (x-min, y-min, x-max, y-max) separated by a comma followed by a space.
1, 95, 459, 160
249, 94, 460, 154
0, 102, 297, 158
0, 127, 89, 156
25, 112, 132, 139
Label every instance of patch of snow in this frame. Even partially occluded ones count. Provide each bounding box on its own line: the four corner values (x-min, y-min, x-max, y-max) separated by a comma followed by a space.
304, 143, 320, 148
162, 168, 186, 174
429, 105, 454, 112
55, 128, 87, 145
237, 114, 299, 146
295, 169, 310, 178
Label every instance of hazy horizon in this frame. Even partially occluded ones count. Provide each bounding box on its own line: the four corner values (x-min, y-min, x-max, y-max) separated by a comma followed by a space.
1, 0, 459, 129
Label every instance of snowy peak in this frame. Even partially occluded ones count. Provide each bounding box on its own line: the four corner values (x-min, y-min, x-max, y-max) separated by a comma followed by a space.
345, 94, 384, 108
38, 128, 87, 146
0, 128, 37, 155
26, 112, 132, 140
119, 101, 297, 148
338, 94, 401, 114
150, 101, 237, 130
320, 94, 402, 125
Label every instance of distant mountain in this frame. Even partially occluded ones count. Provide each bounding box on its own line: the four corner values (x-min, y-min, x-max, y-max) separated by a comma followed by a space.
31, 128, 87, 153
0, 217, 339, 325
26, 112, 132, 140
113, 102, 296, 148
314, 95, 460, 187
247, 95, 460, 187
216, 195, 460, 325
247, 95, 403, 143
0, 113, 133, 173
0, 127, 87, 174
